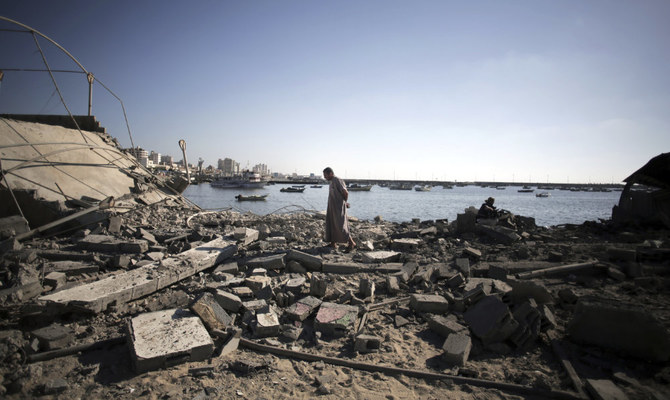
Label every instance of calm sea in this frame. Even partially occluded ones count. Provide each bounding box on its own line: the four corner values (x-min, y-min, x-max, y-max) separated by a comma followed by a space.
183, 183, 620, 227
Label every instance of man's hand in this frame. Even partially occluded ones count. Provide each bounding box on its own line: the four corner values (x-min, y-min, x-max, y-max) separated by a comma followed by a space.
346, 202, 350, 208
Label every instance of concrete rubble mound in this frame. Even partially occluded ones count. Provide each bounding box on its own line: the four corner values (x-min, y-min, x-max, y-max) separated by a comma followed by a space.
1, 121, 670, 398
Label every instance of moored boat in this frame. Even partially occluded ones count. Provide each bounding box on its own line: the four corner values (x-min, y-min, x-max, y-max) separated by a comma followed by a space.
536, 192, 550, 198
211, 171, 265, 189
280, 186, 305, 193
347, 183, 372, 191
414, 185, 432, 192
235, 194, 268, 201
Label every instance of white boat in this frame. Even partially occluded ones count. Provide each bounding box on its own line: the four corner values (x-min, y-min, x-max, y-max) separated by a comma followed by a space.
211, 172, 265, 189
536, 192, 550, 198
414, 185, 432, 192
348, 183, 372, 191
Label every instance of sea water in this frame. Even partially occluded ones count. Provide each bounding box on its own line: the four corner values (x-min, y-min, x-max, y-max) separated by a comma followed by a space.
184, 183, 620, 227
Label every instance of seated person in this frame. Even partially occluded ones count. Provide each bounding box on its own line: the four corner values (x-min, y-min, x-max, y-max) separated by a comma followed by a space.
477, 197, 498, 220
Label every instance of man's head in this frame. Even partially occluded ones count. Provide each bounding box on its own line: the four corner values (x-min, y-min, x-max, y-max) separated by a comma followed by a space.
486, 197, 495, 205
323, 167, 334, 181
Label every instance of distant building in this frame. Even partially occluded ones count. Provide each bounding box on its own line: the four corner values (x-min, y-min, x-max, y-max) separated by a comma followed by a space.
127, 147, 148, 160
149, 151, 161, 165
253, 163, 269, 176
161, 155, 174, 165
218, 158, 239, 176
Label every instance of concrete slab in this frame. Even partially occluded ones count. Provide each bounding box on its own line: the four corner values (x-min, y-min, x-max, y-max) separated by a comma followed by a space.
246, 253, 285, 270
77, 234, 148, 254
442, 333, 472, 366
464, 295, 518, 344
314, 302, 358, 337
127, 308, 214, 373
286, 296, 322, 321
190, 292, 233, 331
322, 262, 365, 274
254, 312, 280, 338
234, 227, 259, 245
354, 334, 382, 353
428, 315, 468, 337
585, 379, 629, 400
391, 238, 422, 251
31, 323, 74, 350
213, 289, 242, 313
39, 238, 236, 313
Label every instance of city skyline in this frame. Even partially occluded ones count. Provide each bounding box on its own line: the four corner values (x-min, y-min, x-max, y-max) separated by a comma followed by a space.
1, 1, 669, 184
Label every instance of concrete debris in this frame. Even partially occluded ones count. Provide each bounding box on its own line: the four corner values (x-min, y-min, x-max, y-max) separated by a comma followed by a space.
314, 302, 358, 337
442, 332, 472, 366
190, 292, 233, 331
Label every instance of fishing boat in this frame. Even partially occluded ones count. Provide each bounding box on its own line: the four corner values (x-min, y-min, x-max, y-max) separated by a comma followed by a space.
211, 171, 265, 189
310, 185, 323, 188
496, 186, 506, 190
280, 186, 305, 193
235, 194, 268, 201
389, 183, 413, 190
536, 192, 550, 198
414, 185, 432, 192
518, 185, 534, 193
347, 183, 372, 191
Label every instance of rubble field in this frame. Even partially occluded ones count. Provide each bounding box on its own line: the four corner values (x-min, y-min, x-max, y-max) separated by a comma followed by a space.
1, 200, 670, 400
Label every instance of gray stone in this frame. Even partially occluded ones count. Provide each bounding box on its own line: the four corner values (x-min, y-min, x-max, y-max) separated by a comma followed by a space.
456, 213, 476, 234
455, 258, 470, 277
322, 262, 364, 274
359, 278, 375, 300
314, 302, 358, 337
242, 299, 267, 312
488, 265, 508, 281
234, 227, 259, 245
77, 234, 148, 254
464, 295, 518, 345
245, 275, 271, 292
568, 297, 670, 362
254, 312, 280, 338
409, 294, 450, 314
391, 238, 422, 251
285, 276, 306, 293
0, 215, 29, 238
43, 378, 68, 395
463, 247, 481, 259
310, 274, 328, 297
360, 251, 401, 263
386, 276, 400, 295
442, 333, 472, 366
43, 271, 66, 289
128, 309, 214, 373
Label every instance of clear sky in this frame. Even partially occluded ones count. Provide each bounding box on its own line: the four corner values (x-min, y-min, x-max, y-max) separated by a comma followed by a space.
1, 1, 669, 183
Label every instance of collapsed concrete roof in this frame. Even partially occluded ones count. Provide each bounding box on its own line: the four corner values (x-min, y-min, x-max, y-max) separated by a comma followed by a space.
0, 115, 188, 230
624, 152, 670, 189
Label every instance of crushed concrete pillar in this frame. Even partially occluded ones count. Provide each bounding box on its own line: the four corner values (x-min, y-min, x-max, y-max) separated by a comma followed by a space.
354, 334, 382, 353
286, 296, 323, 321
190, 292, 233, 331
409, 294, 450, 314
568, 297, 670, 362
127, 308, 214, 373
442, 333, 472, 366
314, 302, 358, 337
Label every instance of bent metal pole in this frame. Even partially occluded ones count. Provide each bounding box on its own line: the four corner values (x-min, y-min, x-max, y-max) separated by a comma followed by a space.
179, 139, 190, 186
0, 16, 93, 116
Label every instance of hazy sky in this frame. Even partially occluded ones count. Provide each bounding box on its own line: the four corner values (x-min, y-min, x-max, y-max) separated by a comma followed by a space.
1, 1, 669, 183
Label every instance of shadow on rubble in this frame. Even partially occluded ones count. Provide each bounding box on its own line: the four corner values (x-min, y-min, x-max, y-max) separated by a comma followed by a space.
78, 342, 134, 384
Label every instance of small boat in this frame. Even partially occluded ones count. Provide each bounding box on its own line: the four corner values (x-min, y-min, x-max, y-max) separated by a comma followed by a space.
518, 185, 534, 193
310, 185, 323, 188
442, 185, 453, 189
280, 186, 305, 193
235, 194, 268, 201
211, 171, 265, 189
536, 192, 550, 198
347, 183, 372, 191
389, 184, 413, 190
496, 186, 506, 190
414, 185, 432, 192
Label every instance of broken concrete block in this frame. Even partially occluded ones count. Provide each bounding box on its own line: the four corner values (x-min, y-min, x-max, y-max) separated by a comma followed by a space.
310, 274, 328, 297
547, 251, 563, 262
360, 251, 401, 263
107, 215, 122, 234
464, 295, 518, 345
448, 273, 465, 289
0, 237, 22, 253
286, 296, 322, 321
322, 262, 364, 274
44, 260, 99, 276
43, 271, 66, 289
254, 312, 280, 338
608, 248, 637, 262
442, 333, 472, 366
245, 275, 271, 292
568, 297, 670, 362
190, 292, 233, 331
463, 247, 481, 259
42, 378, 68, 395
246, 254, 285, 270
213, 289, 242, 313
488, 265, 508, 281
475, 224, 521, 244
127, 309, 214, 373
457, 213, 476, 234
286, 249, 322, 271
112, 254, 131, 269
287, 260, 307, 273
285, 276, 306, 293
391, 238, 422, 251
409, 294, 450, 314
507, 279, 554, 305
136, 228, 157, 245
428, 315, 468, 338
266, 236, 287, 246
386, 276, 400, 295
455, 258, 470, 277
77, 234, 148, 254
231, 286, 254, 298
359, 278, 375, 301
585, 379, 629, 400
242, 299, 267, 312
31, 324, 74, 351
558, 288, 579, 304
213, 262, 239, 275
607, 266, 626, 282
314, 302, 358, 337
234, 227, 259, 245
354, 334, 382, 353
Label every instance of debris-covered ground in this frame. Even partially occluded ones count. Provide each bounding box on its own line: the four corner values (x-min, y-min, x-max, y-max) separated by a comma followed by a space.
1, 199, 670, 400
